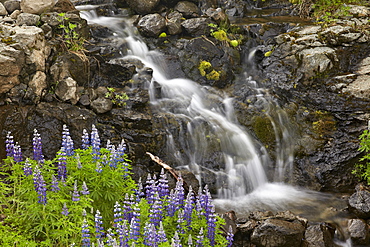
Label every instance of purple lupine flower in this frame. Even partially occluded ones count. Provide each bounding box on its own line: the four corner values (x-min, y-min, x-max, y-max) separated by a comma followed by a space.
114, 201, 123, 226
62, 203, 69, 216
57, 147, 67, 181
23, 159, 32, 176
149, 193, 162, 227
95, 162, 102, 173
123, 194, 133, 222
81, 181, 90, 195
72, 181, 80, 202
33, 165, 47, 205
134, 177, 145, 203
51, 175, 60, 192
158, 168, 169, 199
32, 129, 44, 162
116, 221, 128, 247
117, 139, 129, 174
184, 186, 194, 229
108, 145, 118, 168
95, 210, 104, 239
157, 221, 168, 244
177, 209, 185, 234
226, 225, 234, 247
81, 129, 90, 149
196, 227, 204, 247
128, 210, 140, 241
172, 231, 182, 247
13, 143, 23, 163
144, 222, 157, 247
62, 125, 74, 156
76, 154, 82, 169
91, 125, 101, 158
174, 175, 185, 209
82, 218, 91, 247
207, 205, 217, 246
5, 132, 15, 157
106, 228, 115, 246
188, 234, 193, 246
145, 174, 158, 205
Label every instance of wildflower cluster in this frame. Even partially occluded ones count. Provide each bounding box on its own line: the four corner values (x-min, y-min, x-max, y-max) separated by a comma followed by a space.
0, 126, 233, 246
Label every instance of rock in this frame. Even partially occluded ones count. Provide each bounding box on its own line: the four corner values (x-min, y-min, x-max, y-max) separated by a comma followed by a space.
20, 0, 56, 15
137, 13, 166, 37
126, 0, 160, 15
50, 0, 77, 13
91, 97, 113, 114
0, 45, 24, 93
9, 9, 20, 19
28, 71, 47, 99
205, 7, 229, 25
304, 223, 336, 247
174, 1, 200, 18
16, 13, 41, 26
319, 25, 362, 45
181, 17, 212, 37
347, 4, 370, 17
348, 219, 370, 245
251, 218, 305, 247
55, 77, 80, 104
348, 185, 370, 219
3, 0, 20, 14
166, 11, 183, 35
0, 3, 7, 15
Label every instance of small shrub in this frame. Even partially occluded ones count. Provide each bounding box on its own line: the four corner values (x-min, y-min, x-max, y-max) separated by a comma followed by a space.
57, 13, 85, 51
353, 127, 370, 185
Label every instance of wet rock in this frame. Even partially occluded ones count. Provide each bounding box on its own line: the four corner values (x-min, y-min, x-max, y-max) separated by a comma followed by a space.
20, 0, 56, 15
91, 97, 113, 114
347, 219, 370, 245
126, 0, 160, 15
166, 11, 183, 35
4, 0, 21, 15
174, 1, 200, 18
181, 17, 213, 37
50, 0, 77, 13
55, 77, 80, 104
348, 184, 370, 219
304, 223, 336, 247
251, 218, 305, 247
0, 3, 7, 15
16, 13, 41, 26
137, 13, 166, 37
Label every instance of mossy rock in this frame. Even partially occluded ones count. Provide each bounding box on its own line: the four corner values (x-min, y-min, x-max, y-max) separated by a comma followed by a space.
252, 115, 275, 147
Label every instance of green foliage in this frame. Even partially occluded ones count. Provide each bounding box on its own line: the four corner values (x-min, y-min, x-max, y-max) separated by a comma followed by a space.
57, 12, 85, 51
208, 23, 241, 48
0, 146, 135, 246
312, 0, 356, 22
353, 129, 370, 185
105, 87, 129, 107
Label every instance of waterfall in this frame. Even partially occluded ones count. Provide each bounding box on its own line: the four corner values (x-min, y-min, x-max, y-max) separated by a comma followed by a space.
79, 9, 299, 199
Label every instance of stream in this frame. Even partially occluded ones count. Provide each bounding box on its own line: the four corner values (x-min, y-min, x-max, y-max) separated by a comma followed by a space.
78, 5, 352, 246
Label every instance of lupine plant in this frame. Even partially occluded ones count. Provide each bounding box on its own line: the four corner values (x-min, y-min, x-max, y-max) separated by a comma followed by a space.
0, 125, 233, 246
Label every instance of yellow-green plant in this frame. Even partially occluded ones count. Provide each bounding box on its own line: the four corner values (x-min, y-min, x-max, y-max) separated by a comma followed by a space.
198, 60, 221, 81
105, 87, 129, 107
353, 127, 370, 185
57, 13, 85, 51
312, 0, 356, 22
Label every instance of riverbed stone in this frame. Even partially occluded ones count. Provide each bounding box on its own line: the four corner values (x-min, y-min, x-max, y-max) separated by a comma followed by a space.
348, 185, 370, 219
4, 0, 21, 14
91, 97, 113, 114
20, 0, 56, 15
251, 218, 305, 247
0, 3, 7, 15
126, 0, 160, 15
55, 77, 80, 104
174, 1, 200, 18
137, 13, 166, 37
348, 219, 370, 245
304, 223, 336, 247
16, 13, 41, 26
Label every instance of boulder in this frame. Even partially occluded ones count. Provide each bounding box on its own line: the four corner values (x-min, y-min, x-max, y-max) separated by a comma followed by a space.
91, 97, 113, 114
251, 218, 305, 247
181, 17, 212, 37
348, 219, 370, 246
304, 223, 336, 247
55, 77, 80, 105
0, 45, 24, 93
0, 2, 7, 15
348, 185, 370, 219
174, 1, 200, 18
166, 11, 183, 35
28, 71, 47, 99
16, 13, 41, 26
137, 13, 166, 38
126, 0, 160, 15
3, 0, 21, 14
20, 0, 56, 15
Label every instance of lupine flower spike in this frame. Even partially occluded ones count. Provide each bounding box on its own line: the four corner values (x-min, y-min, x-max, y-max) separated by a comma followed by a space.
32, 129, 44, 162
81, 181, 90, 195
33, 165, 47, 205
62, 203, 69, 216
72, 181, 80, 202
23, 158, 33, 176
95, 210, 104, 239
14, 142, 23, 163
81, 129, 90, 149
226, 225, 234, 247
82, 218, 91, 247
62, 125, 74, 156
5, 132, 15, 157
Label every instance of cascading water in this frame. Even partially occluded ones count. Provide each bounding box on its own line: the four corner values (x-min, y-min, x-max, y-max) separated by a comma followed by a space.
79, 7, 352, 235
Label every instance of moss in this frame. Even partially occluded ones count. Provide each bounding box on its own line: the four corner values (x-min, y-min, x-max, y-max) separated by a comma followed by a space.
311, 110, 336, 137
198, 60, 221, 81
212, 30, 228, 41
1, 36, 16, 45
252, 116, 275, 147
206, 70, 220, 80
